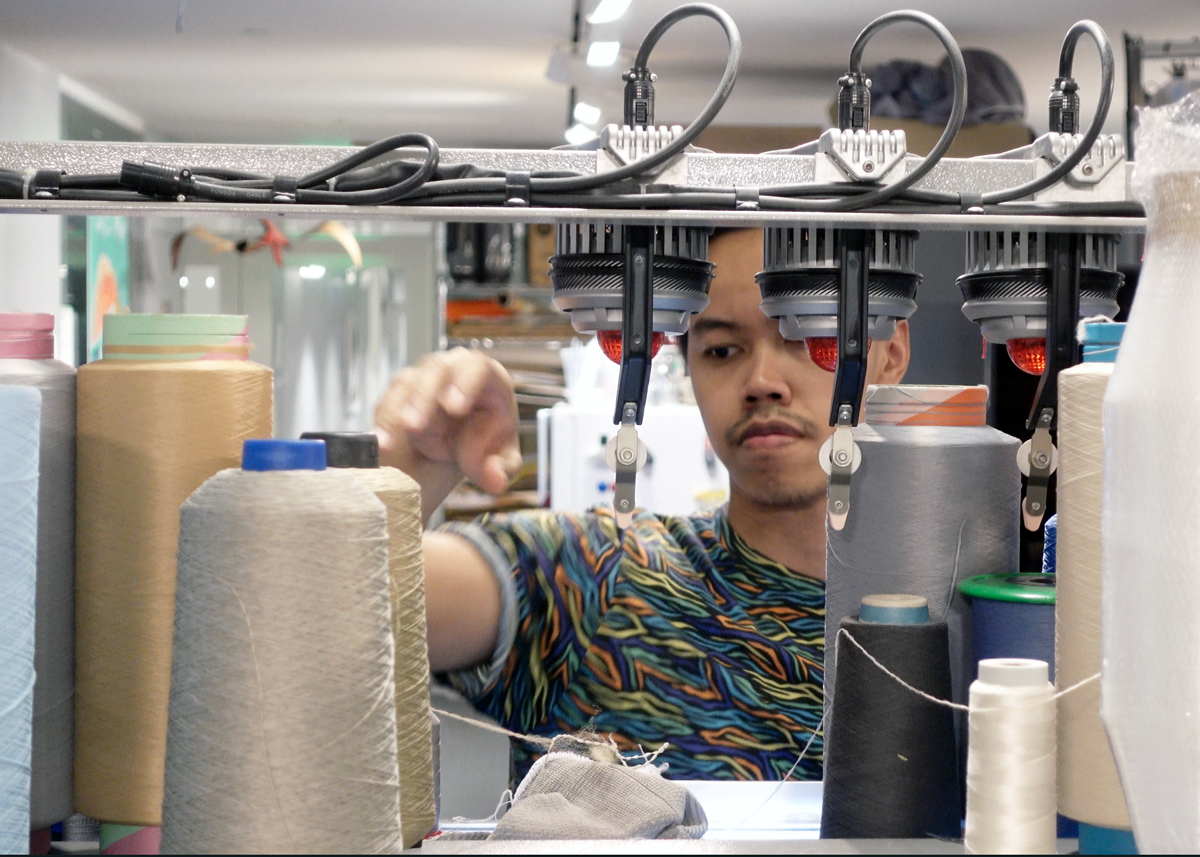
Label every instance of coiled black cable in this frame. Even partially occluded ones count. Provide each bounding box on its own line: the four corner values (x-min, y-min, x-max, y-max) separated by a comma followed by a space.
532, 3, 741, 193
979, 21, 1114, 205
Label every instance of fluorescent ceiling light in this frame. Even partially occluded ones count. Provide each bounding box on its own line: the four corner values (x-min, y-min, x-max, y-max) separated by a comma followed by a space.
298, 264, 326, 280
586, 41, 621, 67
564, 123, 598, 146
587, 0, 632, 24
573, 101, 602, 126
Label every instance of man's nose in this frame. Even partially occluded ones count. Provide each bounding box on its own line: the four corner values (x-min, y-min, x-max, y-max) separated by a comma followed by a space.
742, 347, 792, 405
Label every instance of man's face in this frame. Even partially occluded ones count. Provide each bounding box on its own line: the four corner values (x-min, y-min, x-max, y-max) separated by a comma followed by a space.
686, 229, 909, 509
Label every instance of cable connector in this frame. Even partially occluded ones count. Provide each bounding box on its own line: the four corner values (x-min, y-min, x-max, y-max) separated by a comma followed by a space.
1049, 76, 1081, 134
837, 72, 871, 131
119, 161, 193, 200
622, 66, 656, 128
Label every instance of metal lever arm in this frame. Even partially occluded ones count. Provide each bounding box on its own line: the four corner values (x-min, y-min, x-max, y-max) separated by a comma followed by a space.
611, 225, 655, 528
830, 229, 871, 427
825, 229, 870, 529
1020, 232, 1079, 530
1026, 232, 1081, 431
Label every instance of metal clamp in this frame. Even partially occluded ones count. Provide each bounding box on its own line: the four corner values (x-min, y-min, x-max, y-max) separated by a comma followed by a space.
823, 404, 862, 531
1019, 409, 1059, 531
606, 419, 648, 530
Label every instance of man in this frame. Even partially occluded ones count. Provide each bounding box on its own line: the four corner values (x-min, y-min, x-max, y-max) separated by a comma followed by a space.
375, 228, 910, 780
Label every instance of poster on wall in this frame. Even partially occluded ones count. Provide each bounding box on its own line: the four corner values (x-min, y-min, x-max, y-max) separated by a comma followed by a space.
86, 216, 130, 362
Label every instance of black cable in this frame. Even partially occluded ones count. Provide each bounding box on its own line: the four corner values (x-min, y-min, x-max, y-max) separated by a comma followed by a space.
791, 10, 967, 212
295, 133, 438, 190
531, 3, 741, 193
979, 21, 1114, 205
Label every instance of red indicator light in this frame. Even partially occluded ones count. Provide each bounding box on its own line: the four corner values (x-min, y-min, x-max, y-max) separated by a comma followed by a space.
804, 337, 873, 373
1006, 337, 1048, 375
597, 329, 665, 364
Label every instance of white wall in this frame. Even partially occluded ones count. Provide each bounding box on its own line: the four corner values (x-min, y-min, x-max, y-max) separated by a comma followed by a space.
0, 43, 61, 315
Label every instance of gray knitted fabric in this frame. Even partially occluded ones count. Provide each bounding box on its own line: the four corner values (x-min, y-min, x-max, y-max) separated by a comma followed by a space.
489, 752, 708, 841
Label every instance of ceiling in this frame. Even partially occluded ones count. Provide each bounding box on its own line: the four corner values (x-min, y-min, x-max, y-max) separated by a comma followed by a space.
0, 0, 1197, 147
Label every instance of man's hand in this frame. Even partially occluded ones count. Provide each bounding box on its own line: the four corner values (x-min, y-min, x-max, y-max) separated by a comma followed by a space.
376, 347, 522, 525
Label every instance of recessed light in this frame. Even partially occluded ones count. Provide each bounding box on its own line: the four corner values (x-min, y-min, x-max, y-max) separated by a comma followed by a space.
586, 41, 621, 67
573, 102, 602, 125
587, 0, 632, 24
565, 124, 598, 146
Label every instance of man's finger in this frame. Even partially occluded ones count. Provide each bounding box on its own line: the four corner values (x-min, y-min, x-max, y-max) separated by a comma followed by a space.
437, 351, 511, 418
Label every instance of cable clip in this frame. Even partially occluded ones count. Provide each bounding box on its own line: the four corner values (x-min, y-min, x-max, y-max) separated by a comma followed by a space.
504, 171, 532, 207
271, 176, 299, 204
734, 186, 760, 211
29, 169, 62, 200
959, 192, 984, 214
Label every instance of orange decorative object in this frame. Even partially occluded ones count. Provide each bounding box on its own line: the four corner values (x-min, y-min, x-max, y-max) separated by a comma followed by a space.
597, 329, 665, 364
1006, 337, 1048, 376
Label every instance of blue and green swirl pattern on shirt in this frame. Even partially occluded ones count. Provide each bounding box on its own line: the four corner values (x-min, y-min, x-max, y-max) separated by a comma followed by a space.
443, 506, 825, 782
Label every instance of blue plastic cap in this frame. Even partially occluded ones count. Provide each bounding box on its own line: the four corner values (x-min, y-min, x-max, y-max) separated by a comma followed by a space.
860, 594, 930, 625
242, 439, 327, 472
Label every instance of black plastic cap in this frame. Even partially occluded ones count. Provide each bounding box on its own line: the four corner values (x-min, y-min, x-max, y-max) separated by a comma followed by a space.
299, 431, 380, 468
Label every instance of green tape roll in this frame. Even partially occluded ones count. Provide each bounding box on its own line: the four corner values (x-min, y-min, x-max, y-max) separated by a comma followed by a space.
958, 573, 1057, 605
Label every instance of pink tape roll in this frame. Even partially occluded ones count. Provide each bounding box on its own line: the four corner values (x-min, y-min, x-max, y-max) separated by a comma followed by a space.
0, 313, 54, 359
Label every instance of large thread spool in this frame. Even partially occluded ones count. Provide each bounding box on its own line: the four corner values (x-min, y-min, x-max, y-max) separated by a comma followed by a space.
162, 439, 402, 854
1057, 323, 1132, 837
820, 595, 960, 840
0, 385, 41, 854
964, 658, 1057, 854
959, 574, 1057, 681
0, 314, 76, 832
826, 385, 1021, 712
301, 431, 436, 847
75, 314, 272, 847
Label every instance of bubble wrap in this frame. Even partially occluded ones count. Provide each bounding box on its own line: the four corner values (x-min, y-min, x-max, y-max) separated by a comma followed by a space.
1102, 92, 1200, 853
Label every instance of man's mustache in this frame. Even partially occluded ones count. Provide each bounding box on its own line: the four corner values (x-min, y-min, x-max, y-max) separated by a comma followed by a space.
725, 406, 821, 447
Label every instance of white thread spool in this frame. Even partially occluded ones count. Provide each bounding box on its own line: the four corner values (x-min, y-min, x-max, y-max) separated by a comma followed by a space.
965, 658, 1056, 855
1057, 361, 1130, 828
0, 312, 77, 831
161, 441, 402, 854
0, 385, 41, 854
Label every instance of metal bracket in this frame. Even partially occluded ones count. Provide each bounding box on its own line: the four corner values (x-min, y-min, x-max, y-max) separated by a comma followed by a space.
1019, 410, 1059, 531
993, 132, 1126, 201
826, 405, 860, 531
598, 123, 688, 186
815, 128, 908, 185
607, 419, 647, 530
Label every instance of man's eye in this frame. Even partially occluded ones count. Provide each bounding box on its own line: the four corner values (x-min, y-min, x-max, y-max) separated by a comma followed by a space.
703, 344, 738, 359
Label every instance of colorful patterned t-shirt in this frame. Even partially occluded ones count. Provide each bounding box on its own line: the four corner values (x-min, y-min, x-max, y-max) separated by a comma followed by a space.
442, 505, 825, 782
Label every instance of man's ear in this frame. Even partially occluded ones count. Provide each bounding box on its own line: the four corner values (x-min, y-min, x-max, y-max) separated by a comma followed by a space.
872, 319, 910, 384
